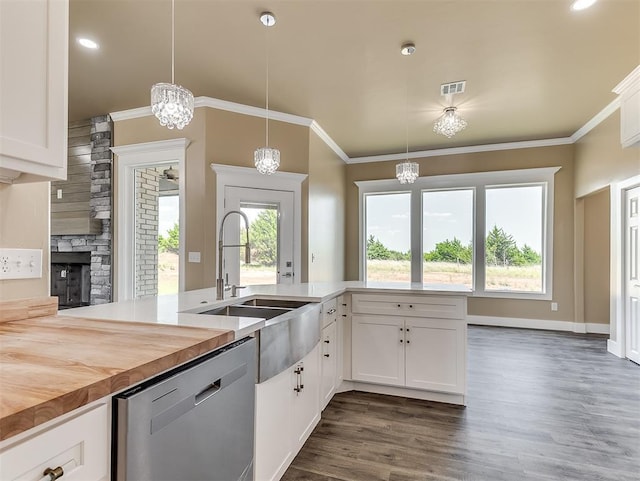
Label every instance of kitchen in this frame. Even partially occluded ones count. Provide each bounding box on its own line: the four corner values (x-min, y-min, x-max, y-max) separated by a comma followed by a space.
1, 1, 639, 480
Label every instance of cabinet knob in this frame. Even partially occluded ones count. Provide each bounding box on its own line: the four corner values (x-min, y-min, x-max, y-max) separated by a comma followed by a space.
400, 339, 403, 343
406, 328, 410, 332
43, 467, 64, 481
399, 327, 403, 331
409, 304, 413, 308
406, 340, 411, 344
324, 354, 330, 358
397, 304, 401, 308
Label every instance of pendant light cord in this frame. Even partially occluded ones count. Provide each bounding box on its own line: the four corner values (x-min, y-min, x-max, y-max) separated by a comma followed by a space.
171, 0, 175, 84
405, 57, 409, 161
265, 22, 270, 147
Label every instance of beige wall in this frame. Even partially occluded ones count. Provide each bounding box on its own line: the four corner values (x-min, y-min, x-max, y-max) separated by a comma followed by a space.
0, 183, 50, 300
346, 144, 576, 322
582, 188, 610, 324
114, 107, 311, 290
308, 131, 346, 281
574, 111, 640, 198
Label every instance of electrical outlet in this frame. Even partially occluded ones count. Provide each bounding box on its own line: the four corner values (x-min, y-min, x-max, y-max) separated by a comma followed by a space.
551, 302, 558, 312
0, 248, 43, 280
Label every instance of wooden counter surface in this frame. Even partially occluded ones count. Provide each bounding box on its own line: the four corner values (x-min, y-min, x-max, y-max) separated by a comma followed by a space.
0, 300, 234, 441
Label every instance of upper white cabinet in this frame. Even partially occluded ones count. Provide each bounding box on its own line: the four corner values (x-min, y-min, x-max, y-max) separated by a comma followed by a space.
0, 0, 68, 183
613, 65, 640, 149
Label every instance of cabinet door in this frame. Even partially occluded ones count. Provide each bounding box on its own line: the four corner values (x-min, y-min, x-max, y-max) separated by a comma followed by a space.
293, 344, 321, 449
352, 314, 404, 386
254, 368, 295, 481
0, 403, 108, 481
0, 0, 68, 182
320, 320, 337, 410
405, 318, 466, 394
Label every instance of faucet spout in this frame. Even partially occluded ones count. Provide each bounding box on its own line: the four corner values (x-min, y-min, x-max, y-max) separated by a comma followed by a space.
217, 210, 251, 300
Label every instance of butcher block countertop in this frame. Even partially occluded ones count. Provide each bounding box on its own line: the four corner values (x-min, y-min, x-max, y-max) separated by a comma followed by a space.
0, 297, 234, 442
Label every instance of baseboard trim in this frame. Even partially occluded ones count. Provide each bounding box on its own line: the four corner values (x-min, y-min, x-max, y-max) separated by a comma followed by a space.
336, 380, 465, 406
468, 315, 610, 334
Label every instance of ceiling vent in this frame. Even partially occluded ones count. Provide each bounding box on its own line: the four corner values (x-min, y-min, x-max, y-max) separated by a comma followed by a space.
440, 81, 466, 96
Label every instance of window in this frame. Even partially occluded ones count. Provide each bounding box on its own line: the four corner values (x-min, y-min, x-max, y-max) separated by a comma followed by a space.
485, 185, 544, 293
423, 189, 474, 289
358, 167, 557, 299
364, 192, 411, 282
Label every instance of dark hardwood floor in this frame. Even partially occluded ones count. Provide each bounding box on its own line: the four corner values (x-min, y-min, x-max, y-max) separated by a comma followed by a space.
282, 326, 640, 481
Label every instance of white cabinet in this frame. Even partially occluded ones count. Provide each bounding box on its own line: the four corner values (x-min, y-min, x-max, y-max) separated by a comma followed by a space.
0, 0, 68, 183
255, 344, 320, 481
0, 403, 109, 481
613, 65, 640, 148
320, 319, 337, 409
351, 294, 466, 396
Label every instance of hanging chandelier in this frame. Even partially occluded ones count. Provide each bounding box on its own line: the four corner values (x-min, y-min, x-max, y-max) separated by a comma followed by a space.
396, 43, 419, 184
254, 12, 280, 175
150, 0, 194, 130
433, 106, 467, 138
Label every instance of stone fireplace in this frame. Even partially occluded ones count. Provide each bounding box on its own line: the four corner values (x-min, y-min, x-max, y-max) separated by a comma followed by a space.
50, 115, 113, 307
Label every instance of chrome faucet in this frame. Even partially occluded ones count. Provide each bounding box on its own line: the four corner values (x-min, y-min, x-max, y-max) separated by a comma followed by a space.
217, 210, 251, 300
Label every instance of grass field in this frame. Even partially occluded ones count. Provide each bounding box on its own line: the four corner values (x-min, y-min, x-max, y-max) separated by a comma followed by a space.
367, 260, 542, 292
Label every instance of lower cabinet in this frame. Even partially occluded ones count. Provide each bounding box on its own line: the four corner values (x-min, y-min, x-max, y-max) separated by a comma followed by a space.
351, 294, 467, 397
320, 319, 337, 410
255, 343, 321, 481
0, 403, 109, 481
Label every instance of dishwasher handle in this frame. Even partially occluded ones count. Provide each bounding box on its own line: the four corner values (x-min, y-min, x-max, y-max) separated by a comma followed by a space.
195, 379, 221, 405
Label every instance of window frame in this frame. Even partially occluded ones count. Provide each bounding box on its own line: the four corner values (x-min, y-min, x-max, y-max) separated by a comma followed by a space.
356, 166, 559, 300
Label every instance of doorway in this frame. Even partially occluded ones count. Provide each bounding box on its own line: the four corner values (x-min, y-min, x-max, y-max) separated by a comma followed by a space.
625, 185, 639, 364
223, 186, 295, 286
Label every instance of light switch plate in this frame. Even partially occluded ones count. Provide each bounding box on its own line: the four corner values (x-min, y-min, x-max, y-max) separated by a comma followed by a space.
0, 248, 43, 279
188, 251, 201, 263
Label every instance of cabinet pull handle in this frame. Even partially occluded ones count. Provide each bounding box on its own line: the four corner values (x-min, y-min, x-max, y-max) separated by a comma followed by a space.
342, 303, 347, 306
327, 308, 337, 315
324, 339, 330, 343
43, 466, 64, 481
324, 354, 330, 358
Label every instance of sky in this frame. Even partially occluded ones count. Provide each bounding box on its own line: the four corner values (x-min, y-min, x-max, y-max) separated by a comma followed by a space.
158, 195, 179, 236
366, 186, 543, 253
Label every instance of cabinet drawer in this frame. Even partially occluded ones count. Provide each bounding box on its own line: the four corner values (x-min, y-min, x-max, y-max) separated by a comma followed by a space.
0, 404, 109, 481
322, 297, 338, 328
351, 294, 464, 320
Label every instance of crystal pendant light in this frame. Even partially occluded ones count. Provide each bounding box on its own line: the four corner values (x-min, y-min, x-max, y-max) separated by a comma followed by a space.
150, 0, 194, 130
396, 43, 419, 185
254, 12, 280, 175
433, 106, 467, 138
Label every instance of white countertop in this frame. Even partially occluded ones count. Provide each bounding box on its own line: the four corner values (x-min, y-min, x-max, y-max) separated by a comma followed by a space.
63, 281, 471, 338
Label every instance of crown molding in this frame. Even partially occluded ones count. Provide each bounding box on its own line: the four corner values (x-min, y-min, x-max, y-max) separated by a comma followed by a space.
111, 138, 191, 156
210, 163, 308, 183
346, 138, 573, 164
613, 64, 640, 95
570, 98, 621, 143
310, 121, 349, 162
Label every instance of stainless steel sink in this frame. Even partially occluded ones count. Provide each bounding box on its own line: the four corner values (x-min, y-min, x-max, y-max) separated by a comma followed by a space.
241, 298, 310, 309
199, 304, 291, 320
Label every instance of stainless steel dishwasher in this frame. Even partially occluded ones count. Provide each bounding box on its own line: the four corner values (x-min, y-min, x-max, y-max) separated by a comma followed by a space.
113, 337, 256, 481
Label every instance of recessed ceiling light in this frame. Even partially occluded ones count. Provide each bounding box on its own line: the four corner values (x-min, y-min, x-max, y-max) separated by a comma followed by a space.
571, 0, 597, 11
77, 37, 99, 49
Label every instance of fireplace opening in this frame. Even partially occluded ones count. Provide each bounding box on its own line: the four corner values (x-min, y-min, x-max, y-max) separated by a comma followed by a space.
51, 252, 91, 309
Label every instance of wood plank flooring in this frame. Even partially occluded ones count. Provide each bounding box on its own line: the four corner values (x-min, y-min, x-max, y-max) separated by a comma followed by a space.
282, 326, 640, 481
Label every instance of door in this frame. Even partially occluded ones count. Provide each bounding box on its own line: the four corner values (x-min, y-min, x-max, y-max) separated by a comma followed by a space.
223, 186, 295, 286
405, 318, 465, 393
625, 186, 640, 364
351, 315, 405, 386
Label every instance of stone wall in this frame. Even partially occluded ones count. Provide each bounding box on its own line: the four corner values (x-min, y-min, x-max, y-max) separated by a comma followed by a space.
135, 168, 159, 297
51, 115, 113, 305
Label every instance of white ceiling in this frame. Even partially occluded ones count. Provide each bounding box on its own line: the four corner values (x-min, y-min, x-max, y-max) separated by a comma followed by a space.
69, 0, 640, 158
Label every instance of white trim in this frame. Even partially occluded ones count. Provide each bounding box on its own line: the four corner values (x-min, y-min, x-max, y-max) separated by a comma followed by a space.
309, 121, 349, 162
112, 138, 190, 301
613, 65, 640, 95
609, 175, 640, 358
468, 315, 610, 334
347, 138, 573, 164
337, 380, 465, 406
210, 164, 307, 285
357, 167, 559, 300
571, 98, 620, 142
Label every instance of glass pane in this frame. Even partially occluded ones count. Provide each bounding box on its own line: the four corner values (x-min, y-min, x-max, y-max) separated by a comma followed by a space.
365, 193, 411, 282
485, 185, 544, 292
422, 190, 473, 289
240, 204, 278, 285
158, 194, 179, 295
